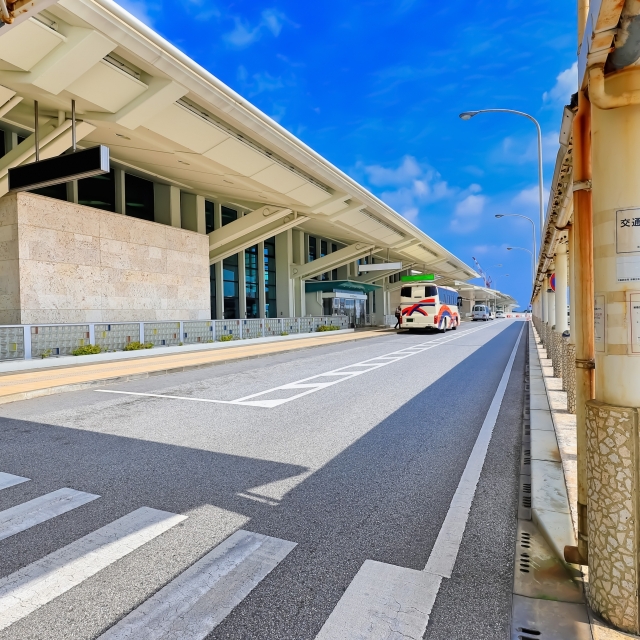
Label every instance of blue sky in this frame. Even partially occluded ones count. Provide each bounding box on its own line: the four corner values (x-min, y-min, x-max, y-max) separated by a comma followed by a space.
118, 0, 577, 309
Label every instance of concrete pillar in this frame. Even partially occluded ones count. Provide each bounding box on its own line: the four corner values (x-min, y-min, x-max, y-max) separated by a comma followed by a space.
114, 168, 125, 214
258, 241, 266, 318
584, 67, 640, 632
275, 230, 294, 317
547, 286, 555, 329
566, 226, 577, 411
239, 250, 246, 319
555, 240, 569, 333
214, 261, 223, 320
180, 193, 206, 234
541, 275, 548, 323
66, 180, 78, 204
154, 184, 181, 227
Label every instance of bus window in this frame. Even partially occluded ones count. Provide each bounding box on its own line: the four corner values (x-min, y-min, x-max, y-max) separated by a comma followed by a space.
425, 285, 438, 297
400, 287, 412, 298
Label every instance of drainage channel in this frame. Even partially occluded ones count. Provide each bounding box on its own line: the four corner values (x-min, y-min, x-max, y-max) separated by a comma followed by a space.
509, 328, 591, 640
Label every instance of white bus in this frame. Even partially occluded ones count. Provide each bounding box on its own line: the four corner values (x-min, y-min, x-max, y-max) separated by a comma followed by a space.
400, 283, 461, 332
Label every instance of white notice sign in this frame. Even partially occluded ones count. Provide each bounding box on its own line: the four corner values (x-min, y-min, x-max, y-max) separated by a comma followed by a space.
594, 294, 605, 352
616, 209, 640, 282
631, 293, 640, 355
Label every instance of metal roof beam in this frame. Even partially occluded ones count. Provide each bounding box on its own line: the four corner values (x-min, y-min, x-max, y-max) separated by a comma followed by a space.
290, 242, 375, 280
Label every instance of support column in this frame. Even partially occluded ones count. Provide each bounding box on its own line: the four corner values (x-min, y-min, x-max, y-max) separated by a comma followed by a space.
572, 90, 595, 568
554, 239, 568, 378
258, 240, 266, 318
154, 184, 181, 227
239, 250, 246, 319
566, 226, 577, 410
114, 168, 125, 214
585, 67, 640, 633
214, 262, 223, 320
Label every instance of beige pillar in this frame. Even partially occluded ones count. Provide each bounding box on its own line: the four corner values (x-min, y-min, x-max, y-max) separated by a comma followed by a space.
555, 241, 568, 333
566, 226, 577, 411
180, 193, 206, 234
585, 67, 640, 632
154, 184, 181, 227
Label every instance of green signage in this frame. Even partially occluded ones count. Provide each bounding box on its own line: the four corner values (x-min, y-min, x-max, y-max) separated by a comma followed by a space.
400, 273, 435, 282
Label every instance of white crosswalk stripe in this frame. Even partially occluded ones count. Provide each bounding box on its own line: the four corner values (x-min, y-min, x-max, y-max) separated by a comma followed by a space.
98, 529, 296, 640
0, 488, 99, 542
0, 472, 29, 491
0, 506, 186, 631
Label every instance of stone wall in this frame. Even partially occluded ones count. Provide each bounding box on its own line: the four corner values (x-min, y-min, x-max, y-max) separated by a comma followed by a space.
0, 192, 210, 324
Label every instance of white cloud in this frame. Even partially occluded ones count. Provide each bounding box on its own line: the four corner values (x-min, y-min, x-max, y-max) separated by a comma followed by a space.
496, 130, 558, 167
224, 8, 289, 48
543, 62, 578, 105
362, 155, 454, 222
450, 193, 486, 233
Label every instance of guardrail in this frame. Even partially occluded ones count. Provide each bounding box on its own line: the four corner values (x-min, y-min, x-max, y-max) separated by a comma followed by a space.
0, 316, 350, 361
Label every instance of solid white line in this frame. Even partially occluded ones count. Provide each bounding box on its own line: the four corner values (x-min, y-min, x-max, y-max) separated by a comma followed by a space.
314, 323, 524, 639
0, 473, 29, 491
0, 488, 100, 542
424, 323, 523, 578
94, 321, 513, 409
0, 507, 186, 631
98, 529, 296, 639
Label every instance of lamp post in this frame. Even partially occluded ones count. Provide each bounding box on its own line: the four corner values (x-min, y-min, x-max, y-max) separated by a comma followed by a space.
460, 109, 545, 241
495, 213, 537, 289
507, 246, 535, 291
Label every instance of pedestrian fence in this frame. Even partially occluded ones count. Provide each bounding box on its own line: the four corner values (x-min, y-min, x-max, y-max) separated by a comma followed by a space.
0, 316, 351, 361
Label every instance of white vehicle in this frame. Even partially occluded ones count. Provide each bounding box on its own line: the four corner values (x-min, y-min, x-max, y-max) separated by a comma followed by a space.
472, 305, 492, 321
495, 311, 505, 319
400, 283, 460, 332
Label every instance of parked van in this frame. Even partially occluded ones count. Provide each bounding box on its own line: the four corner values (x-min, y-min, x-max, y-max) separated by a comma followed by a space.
472, 305, 492, 321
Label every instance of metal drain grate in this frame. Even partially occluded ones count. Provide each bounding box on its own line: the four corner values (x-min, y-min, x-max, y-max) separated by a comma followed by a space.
520, 531, 531, 548
523, 483, 531, 493
517, 627, 541, 639
522, 496, 532, 508
519, 552, 531, 572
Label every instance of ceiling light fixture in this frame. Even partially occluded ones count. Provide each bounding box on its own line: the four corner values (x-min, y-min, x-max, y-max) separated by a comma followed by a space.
115, 133, 130, 140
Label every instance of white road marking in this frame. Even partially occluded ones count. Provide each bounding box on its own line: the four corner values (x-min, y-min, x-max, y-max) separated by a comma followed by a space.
315, 324, 524, 639
0, 473, 29, 491
98, 530, 296, 640
0, 488, 99, 542
95, 321, 508, 408
315, 561, 441, 640
0, 507, 186, 631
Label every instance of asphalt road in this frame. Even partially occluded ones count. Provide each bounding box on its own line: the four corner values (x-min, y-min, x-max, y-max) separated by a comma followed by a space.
0, 319, 526, 640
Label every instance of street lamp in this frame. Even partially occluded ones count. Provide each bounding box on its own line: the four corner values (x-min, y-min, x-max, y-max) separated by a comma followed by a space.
507, 246, 535, 290
460, 109, 545, 240
495, 213, 537, 288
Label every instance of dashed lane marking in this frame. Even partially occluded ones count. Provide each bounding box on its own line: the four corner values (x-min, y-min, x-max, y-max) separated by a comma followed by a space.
95, 321, 515, 408
0, 473, 29, 491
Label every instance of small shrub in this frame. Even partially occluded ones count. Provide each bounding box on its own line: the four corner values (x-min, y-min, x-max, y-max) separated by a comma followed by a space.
72, 344, 102, 356
178, 341, 184, 346
123, 341, 153, 351
40, 349, 51, 359
219, 334, 234, 342
281, 332, 289, 336
144, 342, 154, 349
316, 325, 340, 332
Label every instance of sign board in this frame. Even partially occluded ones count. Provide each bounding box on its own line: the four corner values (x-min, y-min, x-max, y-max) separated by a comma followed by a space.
616, 208, 640, 282
358, 262, 402, 272
401, 273, 435, 282
9, 145, 110, 192
594, 294, 605, 352
549, 273, 556, 292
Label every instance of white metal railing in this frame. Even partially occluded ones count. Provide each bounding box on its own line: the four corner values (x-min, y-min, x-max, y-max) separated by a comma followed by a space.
0, 316, 350, 360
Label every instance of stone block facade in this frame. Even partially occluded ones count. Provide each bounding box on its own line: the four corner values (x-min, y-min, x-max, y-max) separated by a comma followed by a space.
586, 400, 640, 633
0, 192, 210, 324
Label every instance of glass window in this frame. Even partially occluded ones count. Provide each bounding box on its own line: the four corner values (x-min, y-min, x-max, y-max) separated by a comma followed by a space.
308, 236, 316, 262
205, 200, 214, 234
264, 237, 277, 318
78, 168, 115, 211
17, 135, 25, 145
400, 287, 412, 298
125, 173, 154, 221
30, 182, 68, 201
425, 286, 438, 297
0, 130, 5, 158
331, 269, 338, 280
223, 254, 240, 319
210, 264, 217, 320
320, 240, 328, 280
245, 245, 259, 319
221, 205, 237, 226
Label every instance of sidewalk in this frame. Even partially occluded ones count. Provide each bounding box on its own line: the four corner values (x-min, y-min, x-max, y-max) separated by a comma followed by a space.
0, 328, 394, 405
530, 325, 638, 639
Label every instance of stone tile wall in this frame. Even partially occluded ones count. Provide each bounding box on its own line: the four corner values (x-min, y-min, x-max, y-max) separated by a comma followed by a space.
586, 400, 639, 633
0, 192, 210, 324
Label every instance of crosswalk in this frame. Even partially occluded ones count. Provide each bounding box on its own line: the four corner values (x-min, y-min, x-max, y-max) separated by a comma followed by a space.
0, 471, 296, 639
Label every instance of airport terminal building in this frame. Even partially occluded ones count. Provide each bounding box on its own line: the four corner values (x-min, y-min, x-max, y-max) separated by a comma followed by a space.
0, 0, 514, 357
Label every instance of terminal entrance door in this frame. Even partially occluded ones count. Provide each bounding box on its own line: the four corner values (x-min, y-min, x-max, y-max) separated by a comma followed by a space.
326, 297, 366, 327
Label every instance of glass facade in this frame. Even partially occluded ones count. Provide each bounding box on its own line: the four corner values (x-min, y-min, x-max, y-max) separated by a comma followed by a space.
78, 169, 115, 211
221, 205, 237, 226
125, 173, 154, 221
210, 264, 217, 320
321, 240, 328, 280
331, 244, 338, 280
205, 200, 214, 234
31, 182, 67, 201
245, 245, 259, 319
264, 237, 276, 318
308, 236, 316, 262
223, 254, 240, 319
